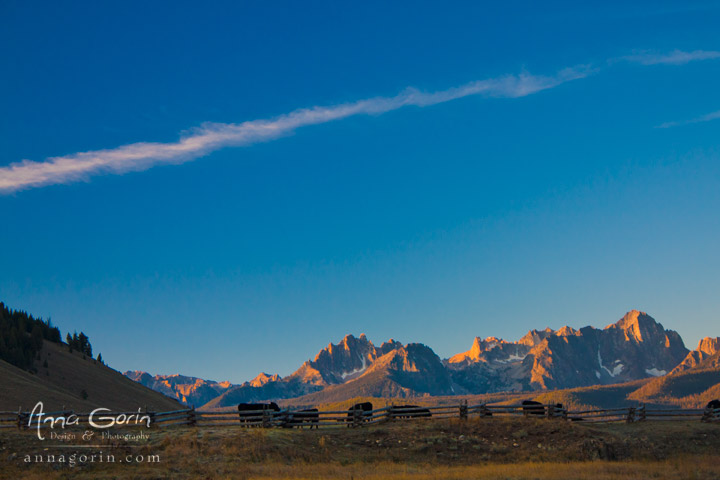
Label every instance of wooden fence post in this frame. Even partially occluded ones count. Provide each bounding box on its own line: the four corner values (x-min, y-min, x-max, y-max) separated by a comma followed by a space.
626, 407, 635, 423
546, 404, 554, 419
144, 406, 155, 429
480, 404, 490, 417
638, 404, 646, 422
459, 400, 468, 420
352, 408, 362, 428
262, 409, 272, 428
189, 406, 197, 427
701, 407, 711, 423
17, 407, 25, 431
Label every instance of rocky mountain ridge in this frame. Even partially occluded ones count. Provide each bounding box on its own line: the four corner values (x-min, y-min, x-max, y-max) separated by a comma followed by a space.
627, 337, 720, 406
124, 371, 235, 407
126, 310, 702, 408
669, 336, 720, 374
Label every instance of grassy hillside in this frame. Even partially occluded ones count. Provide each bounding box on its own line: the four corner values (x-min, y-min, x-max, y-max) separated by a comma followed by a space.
281, 379, 658, 412
1, 341, 182, 412
0, 357, 94, 411
216, 372, 717, 414
531, 379, 654, 410
628, 365, 720, 407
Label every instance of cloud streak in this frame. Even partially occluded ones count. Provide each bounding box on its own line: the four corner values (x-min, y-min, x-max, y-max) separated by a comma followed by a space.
619, 49, 720, 65
657, 109, 720, 128
0, 66, 592, 194
1, 48, 718, 194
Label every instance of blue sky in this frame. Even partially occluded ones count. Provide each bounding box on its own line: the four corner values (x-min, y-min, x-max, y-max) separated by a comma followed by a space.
2, 1, 720, 383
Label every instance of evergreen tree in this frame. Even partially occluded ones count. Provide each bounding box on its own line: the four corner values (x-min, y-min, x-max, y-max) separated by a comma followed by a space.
31, 325, 43, 350
0, 302, 66, 370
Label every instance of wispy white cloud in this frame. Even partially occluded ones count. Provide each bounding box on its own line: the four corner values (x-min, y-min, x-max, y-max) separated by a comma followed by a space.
619, 49, 720, 65
0, 66, 593, 194
2, 48, 719, 194
657, 109, 720, 128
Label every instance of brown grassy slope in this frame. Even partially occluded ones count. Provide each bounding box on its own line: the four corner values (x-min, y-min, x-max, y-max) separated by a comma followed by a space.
283, 396, 406, 412
282, 392, 534, 411
283, 379, 655, 412
0, 341, 182, 411
628, 365, 720, 407
0, 358, 96, 411
533, 379, 654, 410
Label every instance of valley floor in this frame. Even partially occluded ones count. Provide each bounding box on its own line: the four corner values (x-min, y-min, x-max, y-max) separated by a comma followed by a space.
1, 417, 719, 479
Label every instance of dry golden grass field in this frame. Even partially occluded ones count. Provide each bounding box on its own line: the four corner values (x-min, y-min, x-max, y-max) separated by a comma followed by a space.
1, 416, 718, 479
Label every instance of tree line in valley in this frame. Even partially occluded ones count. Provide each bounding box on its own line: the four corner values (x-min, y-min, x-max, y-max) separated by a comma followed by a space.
0, 301, 99, 372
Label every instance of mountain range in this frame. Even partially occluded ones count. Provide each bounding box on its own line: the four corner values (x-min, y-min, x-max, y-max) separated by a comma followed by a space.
126, 310, 719, 409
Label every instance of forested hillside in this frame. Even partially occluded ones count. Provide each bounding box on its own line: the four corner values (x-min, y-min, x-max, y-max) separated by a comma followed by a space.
0, 301, 62, 370
0, 301, 95, 371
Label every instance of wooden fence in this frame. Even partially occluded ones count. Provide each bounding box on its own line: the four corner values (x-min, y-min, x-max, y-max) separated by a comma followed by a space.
2, 403, 718, 431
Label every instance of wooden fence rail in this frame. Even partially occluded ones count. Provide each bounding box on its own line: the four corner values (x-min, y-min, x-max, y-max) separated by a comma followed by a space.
2, 404, 719, 430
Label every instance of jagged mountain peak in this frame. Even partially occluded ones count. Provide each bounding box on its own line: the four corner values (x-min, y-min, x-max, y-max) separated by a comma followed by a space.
610, 312, 688, 360
447, 335, 528, 365
125, 370, 153, 382
698, 337, 720, 356
609, 309, 652, 330
128, 310, 701, 408
379, 338, 404, 354
124, 370, 234, 406
126, 371, 227, 386
518, 327, 555, 346
468, 336, 507, 356
556, 326, 578, 336
248, 372, 281, 387
354, 342, 454, 396
615, 309, 649, 324
605, 310, 668, 343
319, 333, 374, 358
293, 333, 406, 386
369, 343, 430, 371
670, 336, 720, 374
447, 310, 689, 393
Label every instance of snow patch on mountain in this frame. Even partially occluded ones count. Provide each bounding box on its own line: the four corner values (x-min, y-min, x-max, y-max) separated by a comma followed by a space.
495, 353, 527, 364
341, 357, 367, 380
597, 350, 624, 377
